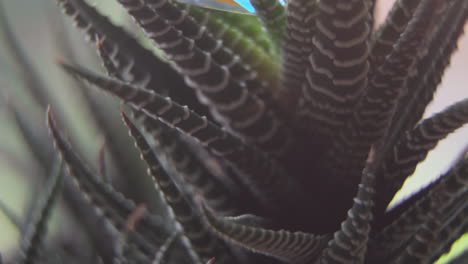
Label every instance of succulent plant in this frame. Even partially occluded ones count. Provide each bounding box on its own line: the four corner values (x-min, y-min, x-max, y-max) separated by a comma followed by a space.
0, 0, 467, 263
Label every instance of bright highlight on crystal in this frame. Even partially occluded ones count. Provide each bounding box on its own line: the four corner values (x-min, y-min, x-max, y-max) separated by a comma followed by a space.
176, 0, 286, 14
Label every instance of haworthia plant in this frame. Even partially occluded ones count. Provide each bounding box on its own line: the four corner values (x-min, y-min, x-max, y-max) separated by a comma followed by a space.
0, 0, 467, 263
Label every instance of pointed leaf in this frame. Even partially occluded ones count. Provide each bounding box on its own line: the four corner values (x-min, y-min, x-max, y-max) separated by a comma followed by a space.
375, 98, 468, 216
46, 108, 166, 258
429, 207, 468, 263
59, 62, 306, 214
202, 206, 330, 263
135, 111, 241, 215
57, 0, 214, 120
121, 112, 233, 262
220, 214, 274, 229
54, 0, 153, 195
84, 16, 218, 214
320, 160, 377, 263
327, 0, 442, 188
370, 0, 422, 68
117, 0, 290, 155
143, 0, 281, 94
371, 152, 468, 261
21, 158, 63, 264
97, 35, 239, 215
55, 0, 178, 91
385, 0, 468, 149
3, 87, 118, 264
394, 193, 467, 264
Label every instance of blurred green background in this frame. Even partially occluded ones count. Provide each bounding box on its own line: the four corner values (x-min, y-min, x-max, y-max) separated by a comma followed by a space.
0, 0, 466, 262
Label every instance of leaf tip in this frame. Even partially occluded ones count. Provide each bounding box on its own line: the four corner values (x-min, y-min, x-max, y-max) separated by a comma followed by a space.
124, 203, 147, 233
46, 105, 60, 143
46, 105, 53, 124
120, 110, 132, 128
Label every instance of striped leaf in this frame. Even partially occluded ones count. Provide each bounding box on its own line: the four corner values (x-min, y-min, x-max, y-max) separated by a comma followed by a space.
121, 111, 235, 262
0, 0, 467, 262
320, 161, 377, 263
300, 0, 371, 135
58, 61, 306, 213
202, 206, 330, 263
384, 0, 468, 149
370, 152, 468, 262
394, 181, 467, 263
135, 112, 241, 215
327, 0, 442, 186
96, 33, 241, 215
429, 206, 468, 263
143, 0, 281, 94
187, 6, 281, 94
55, 0, 211, 116
117, 0, 290, 155
46, 108, 168, 260
370, 0, 422, 68
20, 159, 63, 264
55, 0, 151, 195
375, 98, 468, 217
279, 0, 318, 110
